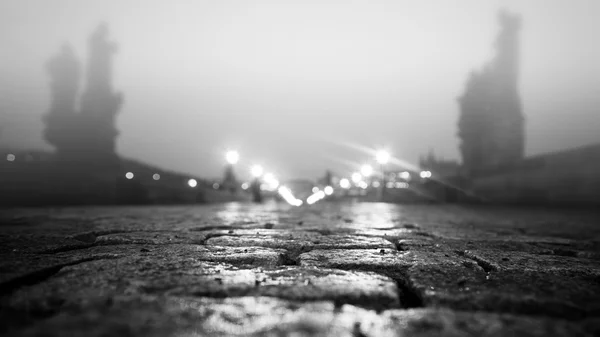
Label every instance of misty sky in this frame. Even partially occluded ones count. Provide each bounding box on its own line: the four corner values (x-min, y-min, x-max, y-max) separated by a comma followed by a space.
1, 0, 599, 181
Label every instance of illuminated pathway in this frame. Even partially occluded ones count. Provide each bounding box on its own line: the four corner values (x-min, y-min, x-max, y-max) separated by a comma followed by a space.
1, 202, 600, 336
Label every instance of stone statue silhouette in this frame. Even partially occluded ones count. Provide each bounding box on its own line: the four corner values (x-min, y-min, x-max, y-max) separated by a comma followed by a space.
79, 23, 123, 160
43, 44, 81, 154
43, 23, 123, 169
457, 10, 524, 175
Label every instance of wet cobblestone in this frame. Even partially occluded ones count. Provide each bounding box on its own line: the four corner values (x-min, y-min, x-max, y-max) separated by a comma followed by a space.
1, 202, 599, 336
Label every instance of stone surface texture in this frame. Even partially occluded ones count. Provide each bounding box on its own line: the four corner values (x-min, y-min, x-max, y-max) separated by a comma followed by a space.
1, 202, 600, 336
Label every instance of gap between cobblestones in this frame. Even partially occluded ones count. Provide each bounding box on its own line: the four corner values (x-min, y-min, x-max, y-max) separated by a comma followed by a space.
0, 254, 120, 296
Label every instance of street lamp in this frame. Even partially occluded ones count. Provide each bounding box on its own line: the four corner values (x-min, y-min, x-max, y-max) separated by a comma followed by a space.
225, 150, 239, 165
376, 150, 391, 201
263, 173, 279, 190
250, 165, 263, 178
360, 164, 373, 177
351, 172, 362, 184
250, 165, 264, 203
223, 150, 239, 194
376, 150, 390, 165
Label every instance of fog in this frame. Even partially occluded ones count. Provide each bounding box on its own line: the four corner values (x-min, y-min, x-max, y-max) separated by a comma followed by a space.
1, 0, 599, 180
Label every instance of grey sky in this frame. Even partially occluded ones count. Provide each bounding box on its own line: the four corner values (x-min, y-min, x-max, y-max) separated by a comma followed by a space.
1, 0, 599, 181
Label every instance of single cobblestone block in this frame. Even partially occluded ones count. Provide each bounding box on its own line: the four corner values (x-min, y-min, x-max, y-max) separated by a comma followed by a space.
94, 231, 208, 246
462, 249, 600, 276
298, 249, 467, 272
407, 264, 600, 319
164, 266, 400, 309
205, 234, 394, 253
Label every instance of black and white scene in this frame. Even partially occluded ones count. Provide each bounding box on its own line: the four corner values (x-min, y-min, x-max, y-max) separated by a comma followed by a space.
1, 0, 600, 336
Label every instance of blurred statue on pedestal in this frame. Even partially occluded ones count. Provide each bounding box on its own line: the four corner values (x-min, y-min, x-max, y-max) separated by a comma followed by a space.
43, 23, 123, 171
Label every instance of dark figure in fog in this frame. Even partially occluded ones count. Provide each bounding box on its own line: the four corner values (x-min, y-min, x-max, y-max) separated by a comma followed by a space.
223, 165, 237, 194
250, 178, 263, 203
324, 170, 333, 187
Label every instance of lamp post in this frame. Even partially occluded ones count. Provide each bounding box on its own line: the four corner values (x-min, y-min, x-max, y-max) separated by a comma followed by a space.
376, 150, 390, 201
360, 164, 373, 195
223, 150, 239, 194
250, 164, 263, 203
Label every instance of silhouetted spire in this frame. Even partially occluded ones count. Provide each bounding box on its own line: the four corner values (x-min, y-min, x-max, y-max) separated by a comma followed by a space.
458, 10, 524, 175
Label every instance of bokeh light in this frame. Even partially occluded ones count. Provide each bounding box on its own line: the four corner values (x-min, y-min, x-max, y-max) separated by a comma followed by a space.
376, 150, 391, 164
360, 165, 373, 177
225, 150, 239, 165
340, 178, 351, 189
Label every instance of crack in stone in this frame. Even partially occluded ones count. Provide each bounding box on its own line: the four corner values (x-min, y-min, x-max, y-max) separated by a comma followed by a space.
0, 254, 120, 296
461, 250, 499, 273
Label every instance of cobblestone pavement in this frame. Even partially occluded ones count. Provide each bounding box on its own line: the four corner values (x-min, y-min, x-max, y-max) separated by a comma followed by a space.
1, 202, 600, 336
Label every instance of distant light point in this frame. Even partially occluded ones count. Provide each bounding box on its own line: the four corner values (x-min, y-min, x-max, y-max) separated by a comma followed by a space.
376, 150, 391, 164
125, 172, 134, 179
152, 173, 160, 181
188, 179, 197, 188
6, 154, 15, 162
340, 178, 351, 189
250, 165, 263, 178
360, 165, 373, 177
226, 151, 239, 165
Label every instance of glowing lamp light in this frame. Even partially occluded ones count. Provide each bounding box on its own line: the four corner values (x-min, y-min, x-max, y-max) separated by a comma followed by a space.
372, 181, 381, 188
360, 165, 373, 177
306, 190, 326, 205
263, 173, 279, 190
212, 183, 220, 189
376, 150, 391, 164
250, 165, 263, 178
324, 186, 334, 195
152, 173, 161, 181
188, 179, 198, 188
340, 178, 351, 189
241, 182, 249, 190
358, 181, 368, 189
225, 150, 239, 165
420, 171, 432, 179
6, 154, 16, 162
351, 172, 362, 184
125, 172, 134, 180
312, 187, 320, 193
278, 186, 303, 207
399, 171, 410, 180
